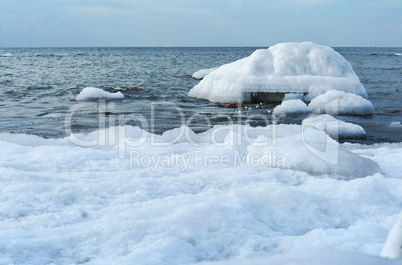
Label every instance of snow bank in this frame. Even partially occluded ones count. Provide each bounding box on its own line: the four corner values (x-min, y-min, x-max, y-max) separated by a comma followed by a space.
203, 249, 402, 265
188, 42, 367, 103
303, 114, 366, 139
76, 87, 124, 101
0, 125, 399, 265
308, 90, 374, 115
381, 211, 402, 259
192, 67, 217, 79
273, 99, 310, 115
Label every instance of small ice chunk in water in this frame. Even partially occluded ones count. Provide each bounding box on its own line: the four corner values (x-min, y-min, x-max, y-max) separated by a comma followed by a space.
273, 99, 310, 115
76, 87, 124, 101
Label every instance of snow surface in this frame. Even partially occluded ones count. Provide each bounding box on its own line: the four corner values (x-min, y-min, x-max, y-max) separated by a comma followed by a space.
76, 87, 124, 101
273, 99, 310, 115
192, 67, 218, 79
202, 249, 402, 265
381, 211, 402, 259
0, 125, 400, 265
303, 114, 366, 139
188, 42, 367, 103
308, 90, 374, 116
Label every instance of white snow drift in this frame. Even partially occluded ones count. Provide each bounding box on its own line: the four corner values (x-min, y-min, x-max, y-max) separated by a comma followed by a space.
1, 124, 399, 265
76, 87, 124, 101
188, 42, 368, 103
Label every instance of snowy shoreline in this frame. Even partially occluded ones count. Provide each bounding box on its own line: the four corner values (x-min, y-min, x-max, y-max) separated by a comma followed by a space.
0, 124, 401, 264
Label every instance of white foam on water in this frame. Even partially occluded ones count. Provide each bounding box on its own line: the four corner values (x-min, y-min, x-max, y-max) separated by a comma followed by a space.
40, 113, 66, 118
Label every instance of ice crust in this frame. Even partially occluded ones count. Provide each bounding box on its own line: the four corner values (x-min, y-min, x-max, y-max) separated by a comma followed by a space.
76, 87, 124, 101
303, 114, 366, 139
188, 42, 368, 103
308, 90, 374, 116
0, 124, 399, 265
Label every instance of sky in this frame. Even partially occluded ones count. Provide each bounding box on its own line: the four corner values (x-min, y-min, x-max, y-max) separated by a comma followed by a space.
0, 0, 401, 47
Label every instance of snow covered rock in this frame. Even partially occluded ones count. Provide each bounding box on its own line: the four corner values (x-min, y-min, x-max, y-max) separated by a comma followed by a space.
308, 90, 374, 115
381, 211, 402, 259
302, 114, 366, 139
76, 87, 124, 101
192, 67, 218, 79
273, 99, 310, 115
188, 42, 367, 103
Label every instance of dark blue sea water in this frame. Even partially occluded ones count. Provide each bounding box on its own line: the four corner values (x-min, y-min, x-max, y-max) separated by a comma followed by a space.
0, 47, 401, 143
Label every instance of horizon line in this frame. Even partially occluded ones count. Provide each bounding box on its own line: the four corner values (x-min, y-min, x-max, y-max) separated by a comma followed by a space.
2, 45, 402, 49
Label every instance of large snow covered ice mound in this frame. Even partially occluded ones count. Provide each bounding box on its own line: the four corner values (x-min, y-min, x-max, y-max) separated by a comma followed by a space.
76, 87, 124, 101
188, 42, 367, 103
308, 90, 374, 115
0, 125, 399, 265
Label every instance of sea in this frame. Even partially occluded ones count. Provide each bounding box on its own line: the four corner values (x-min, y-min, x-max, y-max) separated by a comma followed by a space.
0, 47, 401, 143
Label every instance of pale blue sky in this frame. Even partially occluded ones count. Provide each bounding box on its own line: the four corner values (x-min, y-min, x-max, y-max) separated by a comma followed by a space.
0, 0, 401, 47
